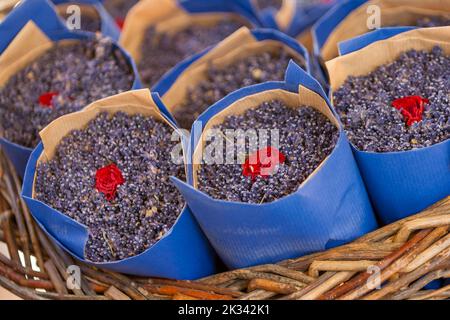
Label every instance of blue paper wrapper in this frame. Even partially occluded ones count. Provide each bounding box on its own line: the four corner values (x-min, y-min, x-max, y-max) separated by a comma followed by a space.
313, 0, 450, 63
338, 26, 416, 56
178, 0, 262, 27
51, 0, 121, 40
172, 61, 378, 269
154, 27, 311, 98
326, 27, 450, 224
354, 143, 450, 224
119, 0, 264, 88
312, 0, 367, 61
21, 90, 218, 279
0, 0, 141, 178
242, 0, 336, 37
285, 1, 337, 38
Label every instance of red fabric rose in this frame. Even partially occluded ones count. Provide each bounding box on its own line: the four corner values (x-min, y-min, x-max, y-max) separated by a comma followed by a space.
38, 92, 59, 108
242, 146, 286, 181
392, 95, 429, 126
95, 164, 125, 201
115, 17, 125, 30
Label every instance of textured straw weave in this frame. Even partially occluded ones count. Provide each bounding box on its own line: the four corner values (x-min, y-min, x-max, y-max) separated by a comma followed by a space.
0, 150, 448, 300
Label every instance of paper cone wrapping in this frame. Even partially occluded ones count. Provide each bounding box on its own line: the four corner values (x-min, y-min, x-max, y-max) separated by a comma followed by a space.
0, 0, 18, 11
153, 27, 310, 123
286, 1, 335, 39
21, 89, 218, 279
120, 0, 261, 65
0, 0, 18, 22
172, 62, 378, 269
52, 0, 121, 41
313, 0, 450, 63
0, 0, 141, 177
274, 0, 296, 31
337, 26, 417, 56
326, 27, 450, 223
249, 0, 334, 42
248, 0, 294, 30
275, 1, 336, 89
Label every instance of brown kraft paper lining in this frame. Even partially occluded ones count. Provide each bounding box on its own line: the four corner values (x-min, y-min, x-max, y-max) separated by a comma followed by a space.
0, 0, 18, 14
120, 0, 251, 64
321, 0, 450, 62
55, 3, 101, 23
276, 0, 296, 31
326, 27, 450, 94
0, 21, 82, 88
297, 28, 314, 53
161, 27, 306, 113
33, 89, 182, 198
0, 21, 53, 87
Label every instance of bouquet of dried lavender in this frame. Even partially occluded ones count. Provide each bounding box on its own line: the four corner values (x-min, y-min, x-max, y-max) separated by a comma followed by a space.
326, 27, 450, 224
314, 0, 450, 63
154, 27, 310, 130
0, 0, 141, 177
21, 90, 217, 279
173, 63, 377, 269
119, 0, 262, 88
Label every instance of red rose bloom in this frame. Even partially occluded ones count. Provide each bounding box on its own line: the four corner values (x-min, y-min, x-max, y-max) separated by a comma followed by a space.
95, 164, 125, 201
392, 95, 429, 126
115, 17, 125, 30
38, 91, 59, 108
242, 146, 286, 181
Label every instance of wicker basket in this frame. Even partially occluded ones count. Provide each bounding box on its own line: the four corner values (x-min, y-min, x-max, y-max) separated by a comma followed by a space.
0, 150, 448, 300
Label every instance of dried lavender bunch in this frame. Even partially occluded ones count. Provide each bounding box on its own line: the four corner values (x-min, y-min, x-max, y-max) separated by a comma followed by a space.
104, 0, 138, 19
416, 16, 450, 28
197, 100, 339, 204
173, 49, 305, 130
333, 46, 449, 153
138, 21, 243, 88
35, 112, 186, 262
58, 5, 102, 33
0, 36, 134, 148
255, 0, 283, 10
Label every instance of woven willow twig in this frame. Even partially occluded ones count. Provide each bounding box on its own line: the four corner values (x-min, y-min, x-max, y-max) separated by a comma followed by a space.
0, 150, 448, 300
